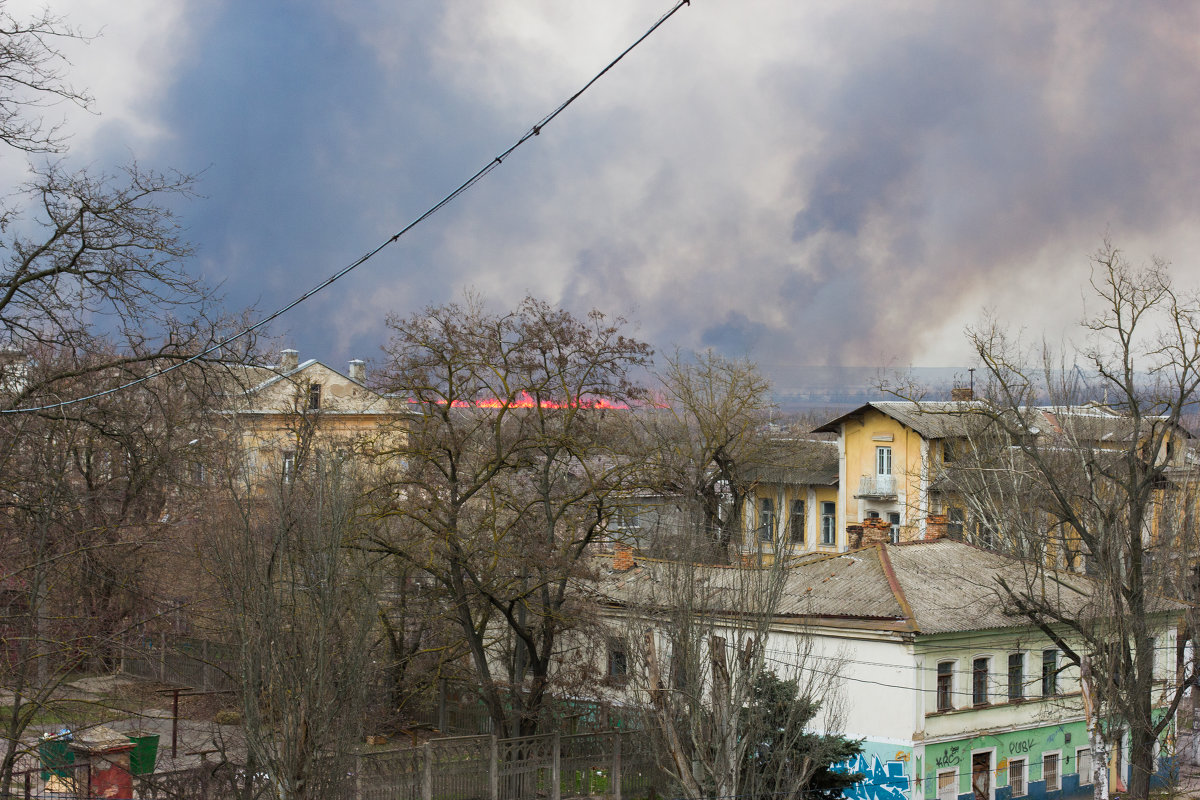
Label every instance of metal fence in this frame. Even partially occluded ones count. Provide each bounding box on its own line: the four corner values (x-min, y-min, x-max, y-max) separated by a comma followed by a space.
119, 635, 236, 691
406, 682, 643, 738
6, 761, 91, 800
354, 729, 670, 800
3, 730, 668, 800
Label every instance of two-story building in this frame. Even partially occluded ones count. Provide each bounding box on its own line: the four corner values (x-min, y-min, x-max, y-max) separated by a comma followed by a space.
742, 437, 839, 554
220, 348, 407, 484
598, 534, 1182, 800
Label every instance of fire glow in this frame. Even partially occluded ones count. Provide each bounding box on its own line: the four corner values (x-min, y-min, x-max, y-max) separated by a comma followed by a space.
409, 391, 631, 410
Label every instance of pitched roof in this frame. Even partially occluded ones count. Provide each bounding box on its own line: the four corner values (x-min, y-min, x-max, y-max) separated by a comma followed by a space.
743, 438, 838, 486
599, 539, 1183, 636
813, 401, 987, 439
814, 400, 1189, 447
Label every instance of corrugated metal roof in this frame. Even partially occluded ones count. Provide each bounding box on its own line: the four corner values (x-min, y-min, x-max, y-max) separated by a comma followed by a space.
815, 401, 1190, 445
813, 401, 989, 439
598, 539, 1184, 636
885, 540, 1055, 633
743, 439, 838, 486
597, 550, 906, 626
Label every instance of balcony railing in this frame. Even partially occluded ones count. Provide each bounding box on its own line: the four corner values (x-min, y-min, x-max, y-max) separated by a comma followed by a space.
856, 474, 897, 498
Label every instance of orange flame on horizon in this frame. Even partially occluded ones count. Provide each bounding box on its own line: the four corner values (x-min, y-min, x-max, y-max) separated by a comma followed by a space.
408, 390, 633, 410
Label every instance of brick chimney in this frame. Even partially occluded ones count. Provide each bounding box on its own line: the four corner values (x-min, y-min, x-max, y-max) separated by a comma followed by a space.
280, 349, 299, 372
950, 386, 974, 401
846, 524, 866, 548
348, 359, 366, 383
926, 514, 948, 540
860, 517, 893, 546
612, 544, 635, 572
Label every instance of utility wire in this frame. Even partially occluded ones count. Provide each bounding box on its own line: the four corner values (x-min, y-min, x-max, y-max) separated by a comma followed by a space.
1, 0, 691, 415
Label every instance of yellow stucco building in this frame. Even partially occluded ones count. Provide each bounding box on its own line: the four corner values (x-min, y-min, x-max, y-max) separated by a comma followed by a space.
221, 348, 408, 485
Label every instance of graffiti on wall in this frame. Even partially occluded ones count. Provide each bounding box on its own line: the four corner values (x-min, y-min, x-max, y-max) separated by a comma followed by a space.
935, 746, 962, 769
843, 754, 910, 800
1008, 737, 1037, 755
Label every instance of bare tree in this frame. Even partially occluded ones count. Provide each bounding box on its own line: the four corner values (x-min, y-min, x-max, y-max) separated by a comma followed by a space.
612, 537, 861, 800
931, 240, 1199, 800
207, 425, 382, 800
0, 348, 230, 795
372, 295, 652, 737
0, 4, 260, 790
636, 350, 775, 561
0, 1, 91, 154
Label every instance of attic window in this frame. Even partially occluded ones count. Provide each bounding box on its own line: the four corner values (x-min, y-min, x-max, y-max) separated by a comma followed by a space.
308, 383, 322, 410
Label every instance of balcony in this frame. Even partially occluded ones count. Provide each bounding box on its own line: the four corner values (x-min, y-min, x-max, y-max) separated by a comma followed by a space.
855, 474, 897, 499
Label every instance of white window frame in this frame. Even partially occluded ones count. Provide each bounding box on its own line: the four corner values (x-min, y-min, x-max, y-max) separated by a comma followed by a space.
1007, 651, 1025, 701
1076, 747, 1092, 786
888, 511, 901, 543
877, 445, 892, 475
759, 497, 775, 543
936, 659, 956, 712
282, 450, 296, 483
972, 655, 991, 706
820, 501, 836, 545
1042, 648, 1058, 696
937, 769, 958, 800
1009, 757, 1027, 798
790, 499, 805, 544
1042, 751, 1061, 793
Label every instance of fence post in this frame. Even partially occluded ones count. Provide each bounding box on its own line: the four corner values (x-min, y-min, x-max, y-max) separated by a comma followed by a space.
552, 732, 561, 800
490, 735, 499, 800
438, 679, 447, 733
422, 742, 433, 800
613, 733, 622, 800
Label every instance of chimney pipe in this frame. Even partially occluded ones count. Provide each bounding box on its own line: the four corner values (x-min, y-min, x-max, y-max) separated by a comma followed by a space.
280, 349, 299, 372
348, 359, 365, 383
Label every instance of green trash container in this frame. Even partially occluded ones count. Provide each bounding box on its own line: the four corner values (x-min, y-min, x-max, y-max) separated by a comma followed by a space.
38, 735, 74, 780
128, 733, 160, 776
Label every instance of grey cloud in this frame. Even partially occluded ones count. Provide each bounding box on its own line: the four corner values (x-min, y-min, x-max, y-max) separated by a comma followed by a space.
55, 0, 1200, 388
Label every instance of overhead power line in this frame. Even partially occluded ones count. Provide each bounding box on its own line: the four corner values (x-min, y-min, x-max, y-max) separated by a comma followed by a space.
2, 0, 691, 415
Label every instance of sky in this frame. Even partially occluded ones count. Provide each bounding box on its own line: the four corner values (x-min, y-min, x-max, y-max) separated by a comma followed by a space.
6, 0, 1200, 391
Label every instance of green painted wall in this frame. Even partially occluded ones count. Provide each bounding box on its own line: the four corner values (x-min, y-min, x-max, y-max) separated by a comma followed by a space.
923, 721, 1087, 799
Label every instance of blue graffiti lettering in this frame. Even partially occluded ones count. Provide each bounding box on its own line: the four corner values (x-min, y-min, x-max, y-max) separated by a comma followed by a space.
842, 755, 910, 800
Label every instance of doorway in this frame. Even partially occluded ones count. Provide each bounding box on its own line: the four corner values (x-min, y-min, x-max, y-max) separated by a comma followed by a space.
972, 752, 991, 800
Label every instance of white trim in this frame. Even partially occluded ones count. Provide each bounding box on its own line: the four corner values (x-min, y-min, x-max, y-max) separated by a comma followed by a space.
1006, 649, 1027, 701
918, 714, 1088, 745
970, 748, 995, 800
1008, 756, 1027, 798
935, 658, 957, 712
970, 654, 992, 706
1041, 750, 1062, 793
1075, 747, 1092, 786
936, 768, 959, 800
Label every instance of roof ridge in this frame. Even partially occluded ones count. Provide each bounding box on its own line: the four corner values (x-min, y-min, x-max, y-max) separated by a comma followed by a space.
875, 544, 919, 633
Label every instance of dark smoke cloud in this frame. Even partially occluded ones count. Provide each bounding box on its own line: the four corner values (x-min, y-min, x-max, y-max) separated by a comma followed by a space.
38, 0, 1200, 388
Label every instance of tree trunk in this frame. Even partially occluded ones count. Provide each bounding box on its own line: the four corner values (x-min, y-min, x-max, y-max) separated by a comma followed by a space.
1087, 721, 1109, 800
1127, 725, 1156, 800
709, 635, 736, 798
